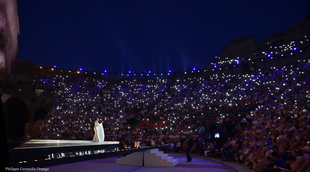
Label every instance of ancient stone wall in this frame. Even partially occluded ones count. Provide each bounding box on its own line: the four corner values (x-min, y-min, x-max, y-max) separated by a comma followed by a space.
3, 93, 56, 138
0, 0, 19, 93
220, 14, 309, 60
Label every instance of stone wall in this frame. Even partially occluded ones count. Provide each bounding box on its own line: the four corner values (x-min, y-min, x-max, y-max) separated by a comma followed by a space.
3, 93, 56, 138
220, 14, 310, 59
219, 35, 258, 58
0, 0, 19, 93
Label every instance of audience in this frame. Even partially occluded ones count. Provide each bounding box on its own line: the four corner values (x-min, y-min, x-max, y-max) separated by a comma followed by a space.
28, 36, 310, 172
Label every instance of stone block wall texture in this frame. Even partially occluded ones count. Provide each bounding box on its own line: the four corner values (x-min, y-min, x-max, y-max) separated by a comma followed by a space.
220, 15, 309, 59
0, 0, 19, 92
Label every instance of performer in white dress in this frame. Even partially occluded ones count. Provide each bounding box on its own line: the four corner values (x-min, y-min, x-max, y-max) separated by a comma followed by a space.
92, 118, 105, 142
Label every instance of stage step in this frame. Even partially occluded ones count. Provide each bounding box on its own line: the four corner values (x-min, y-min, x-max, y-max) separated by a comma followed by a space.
116, 149, 178, 167
144, 149, 178, 167
115, 152, 143, 166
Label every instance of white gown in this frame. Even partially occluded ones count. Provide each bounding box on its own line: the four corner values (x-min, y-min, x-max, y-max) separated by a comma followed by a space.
92, 121, 105, 142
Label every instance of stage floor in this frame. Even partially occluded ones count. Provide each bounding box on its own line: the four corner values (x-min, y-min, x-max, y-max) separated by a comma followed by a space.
10, 140, 170, 168
47, 153, 239, 172
14, 139, 119, 150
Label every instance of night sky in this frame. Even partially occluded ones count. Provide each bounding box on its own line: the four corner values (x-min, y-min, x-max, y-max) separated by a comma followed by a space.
17, 0, 309, 74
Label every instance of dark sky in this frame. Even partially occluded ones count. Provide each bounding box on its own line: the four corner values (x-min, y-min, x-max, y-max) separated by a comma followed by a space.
17, 0, 309, 73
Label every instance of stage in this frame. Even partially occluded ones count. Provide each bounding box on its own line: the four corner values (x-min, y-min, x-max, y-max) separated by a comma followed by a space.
14, 139, 119, 149
9, 139, 119, 167
9, 139, 169, 168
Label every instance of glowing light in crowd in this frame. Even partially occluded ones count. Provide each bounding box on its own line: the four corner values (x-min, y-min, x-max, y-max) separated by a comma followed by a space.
29, 35, 309, 153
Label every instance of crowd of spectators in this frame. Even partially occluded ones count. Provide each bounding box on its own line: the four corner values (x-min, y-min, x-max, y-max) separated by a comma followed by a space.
31, 36, 310, 172
34, 77, 168, 141
208, 35, 309, 72
132, 61, 310, 172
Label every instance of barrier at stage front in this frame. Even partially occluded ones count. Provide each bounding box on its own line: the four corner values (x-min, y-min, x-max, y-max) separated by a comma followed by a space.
115, 148, 178, 167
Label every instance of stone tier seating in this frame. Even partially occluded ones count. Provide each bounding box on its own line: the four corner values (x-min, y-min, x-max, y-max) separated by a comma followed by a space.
116, 148, 178, 167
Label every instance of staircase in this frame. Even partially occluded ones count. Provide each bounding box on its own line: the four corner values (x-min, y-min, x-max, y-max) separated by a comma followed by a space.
144, 149, 178, 167
115, 151, 143, 166
115, 149, 178, 167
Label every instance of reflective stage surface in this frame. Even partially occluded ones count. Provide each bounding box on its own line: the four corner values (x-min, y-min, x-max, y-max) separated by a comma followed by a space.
9, 139, 168, 168
14, 139, 119, 149
10, 139, 120, 165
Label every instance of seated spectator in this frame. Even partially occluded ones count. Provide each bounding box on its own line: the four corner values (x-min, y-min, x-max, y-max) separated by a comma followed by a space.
221, 144, 230, 161
284, 155, 299, 172
267, 152, 286, 172
257, 146, 273, 171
